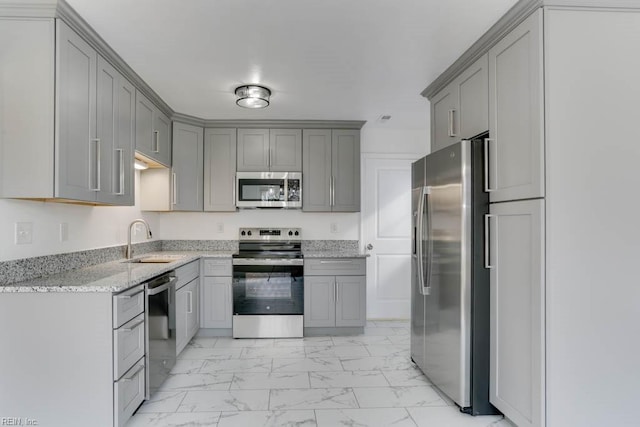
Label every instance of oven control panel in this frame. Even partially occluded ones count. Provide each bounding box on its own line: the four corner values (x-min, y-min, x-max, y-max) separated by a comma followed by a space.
238, 227, 301, 241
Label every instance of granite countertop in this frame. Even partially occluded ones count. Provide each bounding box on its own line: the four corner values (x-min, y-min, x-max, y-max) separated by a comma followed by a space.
302, 250, 369, 258
0, 251, 234, 293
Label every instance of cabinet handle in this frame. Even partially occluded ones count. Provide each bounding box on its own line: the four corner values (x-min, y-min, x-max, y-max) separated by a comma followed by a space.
90, 138, 101, 191
122, 364, 144, 382
120, 319, 144, 332
187, 290, 193, 314
335, 281, 339, 304
172, 172, 177, 205
115, 149, 125, 195
484, 138, 496, 192
330, 176, 335, 207
232, 174, 237, 207
153, 130, 160, 153
448, 109, 458, 137
484, 214, 496, 269
116, 290, 143, 300
269, 147, 273, 168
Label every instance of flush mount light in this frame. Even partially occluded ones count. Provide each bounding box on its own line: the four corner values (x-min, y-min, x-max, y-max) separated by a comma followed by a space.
134, 159, 149, 170
235, 85, 271, 109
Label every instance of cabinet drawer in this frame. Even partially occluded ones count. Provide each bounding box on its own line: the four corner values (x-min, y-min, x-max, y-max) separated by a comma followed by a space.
112, 284, 145, 328
113, 313, 145, 380
203, 258, 232, 276
114, 358, 145, 427
304, 258, 366, 276
175, 260, 199, 290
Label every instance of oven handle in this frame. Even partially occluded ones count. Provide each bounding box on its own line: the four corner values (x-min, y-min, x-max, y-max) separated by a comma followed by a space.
232, 258, 304, 266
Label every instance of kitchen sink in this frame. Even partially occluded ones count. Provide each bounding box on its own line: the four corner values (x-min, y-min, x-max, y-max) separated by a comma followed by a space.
123, 255, 187, 264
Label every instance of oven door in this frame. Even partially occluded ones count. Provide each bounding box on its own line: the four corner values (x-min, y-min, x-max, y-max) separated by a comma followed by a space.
232, 261, 303, 315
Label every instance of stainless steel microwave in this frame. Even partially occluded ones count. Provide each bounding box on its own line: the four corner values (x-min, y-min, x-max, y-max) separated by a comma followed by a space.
236, 172, 302, 208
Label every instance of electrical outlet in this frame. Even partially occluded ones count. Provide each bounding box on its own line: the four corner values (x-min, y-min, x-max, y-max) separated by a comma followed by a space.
15, 222, 33, 245
59, 223, 68, 242
216, 223, 224, 233
330, 223, 338, 233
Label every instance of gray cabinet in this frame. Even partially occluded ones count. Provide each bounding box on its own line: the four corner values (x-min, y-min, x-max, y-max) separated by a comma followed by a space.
303, 129, 360, 212
487, 199, 544, 427
431, 54, 488, 152
303, 258, 366, 328
135, 90, 171, 167
175, 260, 200, 354
237, 128, 302, 172
96, 56, 135, 206
488, 11, 543, 202
172, 122, 204, 211
204, 128, 237, 211
201, 258, 233, 330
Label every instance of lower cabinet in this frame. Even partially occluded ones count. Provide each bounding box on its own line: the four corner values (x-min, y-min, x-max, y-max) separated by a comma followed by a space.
487, 199, 545, 427
200, 258, 233, 330
303, 258, 367, 329
176, 278, 200, 354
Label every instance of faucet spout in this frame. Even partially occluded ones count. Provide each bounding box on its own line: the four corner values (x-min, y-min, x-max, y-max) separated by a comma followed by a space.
126, 219, 152, 259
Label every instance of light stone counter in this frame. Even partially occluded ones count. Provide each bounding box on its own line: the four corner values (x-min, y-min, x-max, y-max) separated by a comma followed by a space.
0, 251, 234, 293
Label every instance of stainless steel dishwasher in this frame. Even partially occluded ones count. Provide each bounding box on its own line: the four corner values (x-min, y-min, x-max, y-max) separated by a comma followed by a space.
145, 272, 177, 398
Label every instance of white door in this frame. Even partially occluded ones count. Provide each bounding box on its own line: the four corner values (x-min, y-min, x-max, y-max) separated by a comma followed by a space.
361, 154, 418, 319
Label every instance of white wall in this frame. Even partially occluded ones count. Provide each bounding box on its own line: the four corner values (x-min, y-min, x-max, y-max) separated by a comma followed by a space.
0, 173, 158, 261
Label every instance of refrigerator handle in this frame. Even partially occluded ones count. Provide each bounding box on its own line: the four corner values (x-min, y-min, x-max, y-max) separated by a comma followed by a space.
417, 186, 431, 296
423, 186, 432, 295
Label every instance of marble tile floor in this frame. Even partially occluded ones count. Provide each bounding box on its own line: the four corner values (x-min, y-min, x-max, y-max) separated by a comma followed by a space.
127, 320, 513, 427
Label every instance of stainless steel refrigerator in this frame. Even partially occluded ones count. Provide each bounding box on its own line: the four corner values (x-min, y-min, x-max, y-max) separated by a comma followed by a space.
411, 137, 498, 415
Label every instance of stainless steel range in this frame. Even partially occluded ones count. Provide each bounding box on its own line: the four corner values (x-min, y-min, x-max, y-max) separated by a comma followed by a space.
232, 227, 304, 338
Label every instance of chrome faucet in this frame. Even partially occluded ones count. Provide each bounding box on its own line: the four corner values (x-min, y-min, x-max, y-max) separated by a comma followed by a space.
126, 219, 152, 259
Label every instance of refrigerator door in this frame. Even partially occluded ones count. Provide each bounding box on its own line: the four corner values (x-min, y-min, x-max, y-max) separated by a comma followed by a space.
410, 157, 427, 372
423, 141, 473, 408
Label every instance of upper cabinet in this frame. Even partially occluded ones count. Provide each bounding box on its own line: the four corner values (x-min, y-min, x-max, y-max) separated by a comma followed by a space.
431, 55, 489, 152
204, 128, 237, 212
140, 122, 203, 211
302, 129, 360, 212
487, 10, 544, 202
0, 18, 134, 205
135, 91, 171, 167
237, 128, 302, 172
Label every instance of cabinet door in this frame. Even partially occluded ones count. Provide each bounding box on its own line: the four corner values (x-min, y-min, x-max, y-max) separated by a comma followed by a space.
154, 111, 171, 167
134, 90, 155, 159
457, 54, 489, 140
488, 10, 544, 202
172, 122, 203, 211
269, 129, 302, 171
186, 279, 200, 342
304, 276, 336, 327
96, 56, 134, 206
237, 129, 270, 171
332, 130, 360, 212
431, 83, 458, 152
201, 277, 232, 328
335, 276, 366, 327
55, 21, 97, 202
204, 128, 237, 211
488, 199, 545, 427
176, 285, 189, 354
302, 129, 332, 212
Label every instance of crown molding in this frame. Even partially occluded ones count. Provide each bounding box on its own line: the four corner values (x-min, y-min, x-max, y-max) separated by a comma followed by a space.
202, 120, 366, 129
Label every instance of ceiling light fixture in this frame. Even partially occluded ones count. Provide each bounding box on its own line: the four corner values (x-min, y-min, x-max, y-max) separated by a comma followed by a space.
235, 85, 271, 109
134, 159, 149, 170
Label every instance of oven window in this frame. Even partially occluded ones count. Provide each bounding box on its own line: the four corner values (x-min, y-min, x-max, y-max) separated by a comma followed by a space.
238, 179, 284, 202
233, 265, 303, 315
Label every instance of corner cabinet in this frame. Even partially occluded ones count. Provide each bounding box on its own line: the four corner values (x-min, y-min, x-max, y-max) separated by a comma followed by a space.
204, 128, 237, 211
135, 91, 171, 167
0, 19, 134, 205
237, 128, 302, 172
140, 122, 203, 212
302, 129, 360, 212
303, 258, 366, 330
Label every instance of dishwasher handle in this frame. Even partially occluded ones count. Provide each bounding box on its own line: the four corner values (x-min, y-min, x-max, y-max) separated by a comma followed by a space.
146, 275, 176, 295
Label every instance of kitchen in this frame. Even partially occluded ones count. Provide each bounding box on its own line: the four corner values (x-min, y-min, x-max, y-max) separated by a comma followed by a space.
1, 0, 640, 427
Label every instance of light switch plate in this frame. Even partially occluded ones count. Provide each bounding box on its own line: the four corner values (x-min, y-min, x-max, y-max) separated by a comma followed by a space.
330, 223, 338, 233
59, 223, 68, 242
15, 222, 33, 245
216, 223, 224, 233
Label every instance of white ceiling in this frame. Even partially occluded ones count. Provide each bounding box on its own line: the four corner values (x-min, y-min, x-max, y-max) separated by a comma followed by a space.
66, 0, 518, 129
